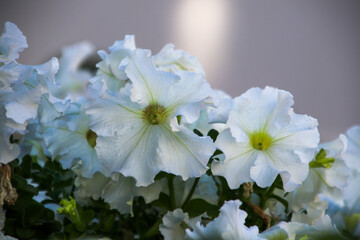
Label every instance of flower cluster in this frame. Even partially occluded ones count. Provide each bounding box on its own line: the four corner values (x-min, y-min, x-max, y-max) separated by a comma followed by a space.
0, 22, 359, 239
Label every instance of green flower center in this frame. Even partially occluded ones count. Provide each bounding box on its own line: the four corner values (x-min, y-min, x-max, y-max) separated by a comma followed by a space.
86, 129, 98, 148
142, 104, 168, 125
249, 131, 272, 151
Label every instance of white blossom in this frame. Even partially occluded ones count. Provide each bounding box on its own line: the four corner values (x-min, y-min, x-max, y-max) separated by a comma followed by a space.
87, 49, 215, 186
212, 87, 319, 192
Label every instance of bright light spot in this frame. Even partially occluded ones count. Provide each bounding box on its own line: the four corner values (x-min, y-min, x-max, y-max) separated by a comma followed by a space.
172, 0, 230, 83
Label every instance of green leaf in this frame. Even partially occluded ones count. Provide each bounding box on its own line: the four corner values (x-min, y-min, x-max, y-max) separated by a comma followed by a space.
193, 129, 203, 137
15, 227, 36, 239
82, 209, 95, 224
25, 202, 44, 224
207, 129, 219, 142
183, 199, 219, 218
150, 193, 171, 210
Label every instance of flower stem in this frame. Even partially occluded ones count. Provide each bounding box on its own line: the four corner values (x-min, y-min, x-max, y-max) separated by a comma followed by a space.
181, 177, 200, 209
167, 175, 176, 210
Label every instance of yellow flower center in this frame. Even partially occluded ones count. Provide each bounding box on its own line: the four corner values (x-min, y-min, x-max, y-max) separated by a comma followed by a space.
86, 129, 98, 148
142, 104, 168, 125
249, 131, 272, 151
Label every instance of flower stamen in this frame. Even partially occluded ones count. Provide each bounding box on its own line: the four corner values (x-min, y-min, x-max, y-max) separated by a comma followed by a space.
142, 104, 168, 125
86, 129, 98, 148
250, 131, 272, 151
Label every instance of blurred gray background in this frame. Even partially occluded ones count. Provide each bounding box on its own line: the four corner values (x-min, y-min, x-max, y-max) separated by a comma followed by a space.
1, 0, 359, 141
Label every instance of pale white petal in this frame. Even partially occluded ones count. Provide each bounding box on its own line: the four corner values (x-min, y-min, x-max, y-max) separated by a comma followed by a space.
74, 170, 135, 214
4, 87, 41, 124
0, 131, 20, 164
51, 41, 94, 98
34, 57, 60, 92
212, 129, 256, 189
96, 48, 130, 92
123, 49, 178, 106
166, 71, 213, 124
344, 174, 360, 212
291, 201, 328, 225
86, 92, 143, 137
38, 94, 70, 123
186, 200, 263, 240
250, 152, 280, 188
157, 124, 215, 181
108, 35, 136, 52
95, 125, 160, 187
266, 148, 309, 192
154, 43, 205, 75
0, 62, 22, 90
320, 134, 349, 189
0, 22, 27, 63
135, 180, 163, 203
160, 209, 190, 240
343, 125, 360, 171
101, 173, 135, 213
208, 97, 233, 124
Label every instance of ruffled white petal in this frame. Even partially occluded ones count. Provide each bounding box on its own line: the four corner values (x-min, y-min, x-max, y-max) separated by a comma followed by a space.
207, 90, 233, 124
153, 43, 205, 75
51, 41, 94, 99
343, 125, 360, 171
0, 22, 27, 63
4, 87, 41, 124
86, 92, 143, 137
186, 200, 263, 240
157, 124, 215, 181
165, 71, 213, 124
0, 105, 21, 164
160, 209, 190, 240
123, 49, 179, 106
212, 129, 256, 189
95, 125, 160, 186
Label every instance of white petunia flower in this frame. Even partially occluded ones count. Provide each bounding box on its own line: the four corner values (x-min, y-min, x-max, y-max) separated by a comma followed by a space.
0, 22, 27, 63
40, 103, 107, 178
185, 200, 264, 240
153, 43, 205, 75
87, 49, 216, 186
212, 87, 319, 192
94, 35, 136, 92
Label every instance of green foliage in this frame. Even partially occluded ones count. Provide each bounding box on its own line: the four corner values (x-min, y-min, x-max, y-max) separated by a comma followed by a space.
1, 140, 355, 239
309, 148, 335, 169
4, 157, 63, 239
